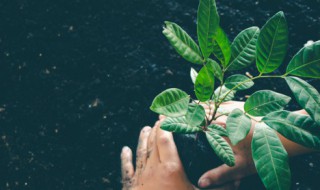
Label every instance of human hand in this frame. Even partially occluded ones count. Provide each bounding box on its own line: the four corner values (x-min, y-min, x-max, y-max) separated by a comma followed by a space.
121, 118, 196, 190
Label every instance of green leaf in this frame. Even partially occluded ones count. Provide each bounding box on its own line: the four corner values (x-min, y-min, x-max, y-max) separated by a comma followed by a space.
206, 132, 235, 166
244, 90, 291, 116
197, 0, 220, 59
212, 27, 231, 67
195, 62, 215, 102
213, 86, 235, 102
286, 40, 320, 78
256, 11, 288, 74
225, 74, 254, 90
161, 116, 202, 133
227, 26, 260, 71
263, 110, 320, 149
186, 104, 206, 127
285, 76, 320, 125
208, 58, 223, 82
252, 123, 291, 190
226, 108, 252, 145
150, 88, 190, 117
208, 124, 228, 136
163, 21, 204, 64
190, 67, 198, 84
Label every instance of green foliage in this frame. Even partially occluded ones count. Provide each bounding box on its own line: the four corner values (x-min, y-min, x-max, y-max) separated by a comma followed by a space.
226, 108, 252, 145
244, 90, 291, 116
197, 0, 220, 59
252, 123, 291, 190
228, 26, 260, 71
150, 1, 320, 189
256, 12, 288, 74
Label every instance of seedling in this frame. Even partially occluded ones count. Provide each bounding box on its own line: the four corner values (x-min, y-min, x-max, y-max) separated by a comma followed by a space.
150, 0, 320, 189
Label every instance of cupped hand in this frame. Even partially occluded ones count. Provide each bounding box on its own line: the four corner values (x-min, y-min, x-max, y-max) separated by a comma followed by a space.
121, 117, 196, 190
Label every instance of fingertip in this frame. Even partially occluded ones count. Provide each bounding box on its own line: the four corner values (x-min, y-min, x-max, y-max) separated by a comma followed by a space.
159, 115, 166, 120
121, 146, 131, 155
141, 126, 152, 133
198, 178, 210, 188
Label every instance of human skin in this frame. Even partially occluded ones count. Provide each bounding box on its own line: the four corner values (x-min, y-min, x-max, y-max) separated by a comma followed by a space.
121, 101, 317, 190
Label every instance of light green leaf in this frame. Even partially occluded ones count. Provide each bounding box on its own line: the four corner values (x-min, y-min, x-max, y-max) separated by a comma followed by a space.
208, 124, 228, 136
225, 74, 254, 90
285, 76, 320, 125
213, 86, 235, 102
163, 21, 204, 64
195, 61, 215, 102
286, 40, 320, 78
186, 104, 206, 127
206, 132, 235, 166
208, 58, 223, 82
244, 90, 291, 116
190, 67, 198, 84
263, 110, 320, 149
212, 27, 231, 67
197, 0, 220, 59
256, 11, 288, 74
226, 108, 252, 145
227, 26, 260, 71
150, 88, 190, 117
161, 116, 202, 133
252, 123, 291, 190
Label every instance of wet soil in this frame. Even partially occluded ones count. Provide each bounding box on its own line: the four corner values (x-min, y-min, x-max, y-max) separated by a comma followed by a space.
0, 0, 319, 189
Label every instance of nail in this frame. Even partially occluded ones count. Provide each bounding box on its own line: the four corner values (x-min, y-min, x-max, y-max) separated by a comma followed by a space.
198, 178, 210, 188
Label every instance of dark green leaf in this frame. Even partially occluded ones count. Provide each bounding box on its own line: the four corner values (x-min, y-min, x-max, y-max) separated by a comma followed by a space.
208, 124, 228, 136
252, 123, 291, 190
150, 88, 190, 117
225, 74, 254, 90
186, 104, 206, 127
161, 116, 202, 133
256, 11, 288, 73
286, 40, 320, 78
263, 110, 320, 149
190, 67, 198, 84
285, 76, 320, 125
213, 86, 235, 102
206, 132, 235, 166
195, 62, 215, 101
226, 108, 252, 145
227, 27, 260, 71
163, 21, 204, 64
212, 27, 231, 67
244, 90, 291, 116
197, 0, 220, 59
208, 58, 223, 82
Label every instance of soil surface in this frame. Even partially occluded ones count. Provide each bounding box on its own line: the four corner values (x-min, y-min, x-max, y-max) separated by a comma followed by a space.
0, 0, 319, 189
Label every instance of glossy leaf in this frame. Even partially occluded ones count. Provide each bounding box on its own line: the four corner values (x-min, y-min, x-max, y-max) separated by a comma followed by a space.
186, 104, 206, 127
206, 132, 235, 166
213, 86, 235, 102
227, 27, 260, 71
226, 108, 252, 145
195, 62, 215, 101
225, 74, 254, 90
256, 11, 288, 74
252, 123, 291, 190
208, 58, 223, 82
286, 40, 320, 78
263, 110, 320, 149
212, 27, 231, 67
244, 90, 291, 116
190, 67, 198, 84
208, 124, 228, 136
285, 76, 320, 125
150, 88, 190, 117
163, 21, 204, 64
197, 0, 220, 59
161, 116, 202, 133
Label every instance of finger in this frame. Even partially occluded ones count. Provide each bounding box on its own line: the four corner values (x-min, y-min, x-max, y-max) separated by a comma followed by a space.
159, 115, 166, 120
156, 125, 180, 163
121, 146, 134, 188
135, 126, 152, 173
146, 121, 160, 163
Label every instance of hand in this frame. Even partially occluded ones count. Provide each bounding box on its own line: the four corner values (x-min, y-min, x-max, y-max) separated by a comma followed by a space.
121, 118, 196, 190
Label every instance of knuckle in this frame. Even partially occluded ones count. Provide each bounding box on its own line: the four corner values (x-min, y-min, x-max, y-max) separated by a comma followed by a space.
162, 162, 181, 175
159, 135, 170, 145
137, 148, 147, 157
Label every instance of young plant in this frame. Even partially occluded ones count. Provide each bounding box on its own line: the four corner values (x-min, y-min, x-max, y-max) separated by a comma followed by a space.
150, 0, 320, 189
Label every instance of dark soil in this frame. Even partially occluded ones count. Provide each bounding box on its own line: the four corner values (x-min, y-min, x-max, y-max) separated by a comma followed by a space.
0, 0, 319, 189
